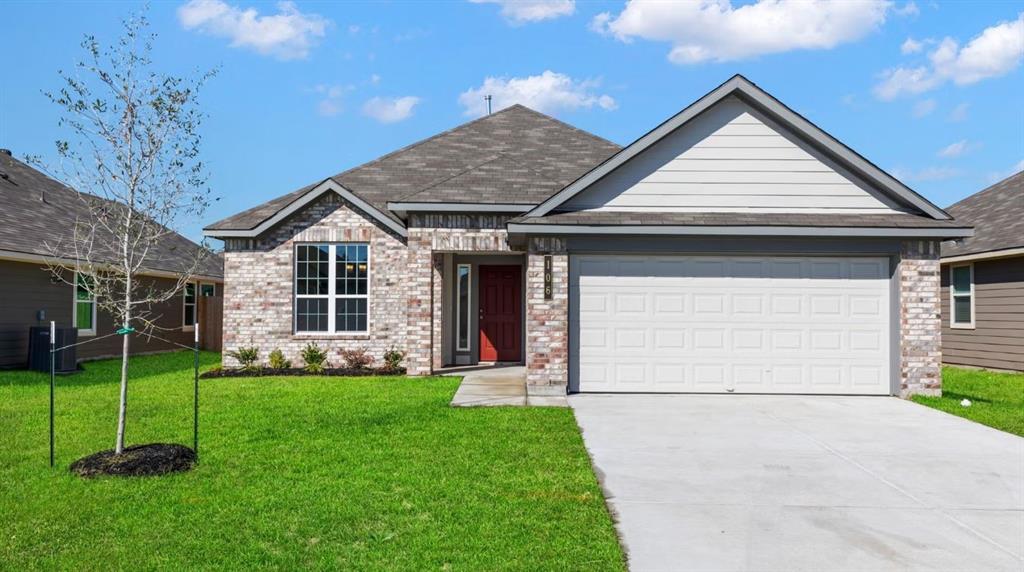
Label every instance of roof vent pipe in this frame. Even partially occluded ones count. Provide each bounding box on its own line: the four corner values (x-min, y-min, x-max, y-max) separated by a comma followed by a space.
485, 95, 492, 115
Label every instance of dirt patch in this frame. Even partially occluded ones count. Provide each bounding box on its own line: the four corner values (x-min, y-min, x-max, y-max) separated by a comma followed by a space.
200, 367, 406, 379
70, 443, 196, 478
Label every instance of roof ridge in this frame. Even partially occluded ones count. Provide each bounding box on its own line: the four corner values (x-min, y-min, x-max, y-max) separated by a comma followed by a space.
503, 104, 620, 150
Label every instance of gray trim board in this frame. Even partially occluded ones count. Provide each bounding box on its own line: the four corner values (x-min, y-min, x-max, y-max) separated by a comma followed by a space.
508, 223, 973, 238
527, 75, 952, 221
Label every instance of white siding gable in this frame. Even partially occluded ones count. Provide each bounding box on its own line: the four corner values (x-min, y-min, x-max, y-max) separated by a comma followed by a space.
562, 96, 907, 214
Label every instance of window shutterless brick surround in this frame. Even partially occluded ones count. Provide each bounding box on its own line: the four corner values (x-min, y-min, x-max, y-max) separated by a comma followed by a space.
222, 198, 943, 397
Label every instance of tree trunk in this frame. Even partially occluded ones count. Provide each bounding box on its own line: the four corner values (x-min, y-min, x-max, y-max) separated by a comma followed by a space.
115, 316, 130, 454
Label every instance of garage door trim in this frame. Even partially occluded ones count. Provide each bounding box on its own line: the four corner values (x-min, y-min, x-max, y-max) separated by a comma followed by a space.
568, 251, 900, 395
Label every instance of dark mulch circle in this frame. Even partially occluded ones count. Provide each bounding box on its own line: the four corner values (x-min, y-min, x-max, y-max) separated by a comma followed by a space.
200, 367, 406, 379
70, 443, 196, 478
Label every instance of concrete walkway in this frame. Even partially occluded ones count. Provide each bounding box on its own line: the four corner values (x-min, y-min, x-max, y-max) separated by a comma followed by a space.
571, 394, 1024, 572
447, 366, 567, 407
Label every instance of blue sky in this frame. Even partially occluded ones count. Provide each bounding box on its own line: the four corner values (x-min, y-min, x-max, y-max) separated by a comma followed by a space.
2, 1, 1022, 242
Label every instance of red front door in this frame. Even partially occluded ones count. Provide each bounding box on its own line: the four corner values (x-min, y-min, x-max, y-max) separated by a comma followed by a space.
479, 265, 522, 362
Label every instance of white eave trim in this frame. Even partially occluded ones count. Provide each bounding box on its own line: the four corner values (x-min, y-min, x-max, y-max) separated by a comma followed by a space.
204, 179, 408, 239
506, 224, 974, 238
526, 75, 952, 221
940, 246, 1024, 264
0, 248, 224, 283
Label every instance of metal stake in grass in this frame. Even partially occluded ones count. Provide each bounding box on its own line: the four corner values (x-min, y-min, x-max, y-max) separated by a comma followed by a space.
49, 320, 55, 468
193, 327, 199, 461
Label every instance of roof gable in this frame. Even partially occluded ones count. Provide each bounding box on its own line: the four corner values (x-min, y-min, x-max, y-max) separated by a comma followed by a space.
527, 75, 952, 221
559, 95, 906, 215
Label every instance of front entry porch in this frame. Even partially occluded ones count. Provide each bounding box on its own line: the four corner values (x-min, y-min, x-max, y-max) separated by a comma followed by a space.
443, 365, 568, 407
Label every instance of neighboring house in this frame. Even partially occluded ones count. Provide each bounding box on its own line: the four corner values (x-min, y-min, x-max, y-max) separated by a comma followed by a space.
205, 75, 971, 397
0, 151, 224, 368
940, 171, 1024, 372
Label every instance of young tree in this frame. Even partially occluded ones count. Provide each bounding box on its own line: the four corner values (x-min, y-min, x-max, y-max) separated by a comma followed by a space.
38, 12, 215, 455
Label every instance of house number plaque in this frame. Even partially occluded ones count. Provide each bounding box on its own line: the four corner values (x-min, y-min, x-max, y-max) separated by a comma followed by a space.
543, 255, 553, 300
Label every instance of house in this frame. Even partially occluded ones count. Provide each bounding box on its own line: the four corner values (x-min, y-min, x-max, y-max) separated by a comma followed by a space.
0, 151, 224, 368
940, 171, 1023, 372
204, 75, 972, 397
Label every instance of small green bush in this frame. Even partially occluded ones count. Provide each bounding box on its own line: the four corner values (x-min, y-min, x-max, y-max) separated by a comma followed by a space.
383, 347, 405, 371
228, 345, 260, 372
340, 347, 374, 370
268, 349, 291, 369
301, 342, 329, 374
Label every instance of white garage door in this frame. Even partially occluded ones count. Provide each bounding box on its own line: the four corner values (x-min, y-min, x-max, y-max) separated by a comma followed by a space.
571, 255, 892, 395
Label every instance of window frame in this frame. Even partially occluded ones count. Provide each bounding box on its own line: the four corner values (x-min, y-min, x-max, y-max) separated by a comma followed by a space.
949, 262, 975, 329
456, 263, 472, 351
72, 271, 97, 337
182, 282, 197, 332
199, 282, 216, 297
293, 242, 371, 335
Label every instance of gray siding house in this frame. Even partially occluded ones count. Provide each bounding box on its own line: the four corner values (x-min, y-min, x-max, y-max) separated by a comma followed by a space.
0, 152, 223, 367
205, 75, 972, 397
940, 171, 1024, 371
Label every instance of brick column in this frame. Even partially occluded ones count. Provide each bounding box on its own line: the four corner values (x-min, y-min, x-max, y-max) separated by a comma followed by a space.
431, 253, 445, 370
406, 232, 433, 375
899, 239, 942, 397
526, 237, 569, 395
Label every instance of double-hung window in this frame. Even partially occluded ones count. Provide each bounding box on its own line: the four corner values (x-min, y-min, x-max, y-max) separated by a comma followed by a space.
73, 272, 97, 336
295, 243, 369, 334
950, 263, 974, 328
183, 283, 197, 330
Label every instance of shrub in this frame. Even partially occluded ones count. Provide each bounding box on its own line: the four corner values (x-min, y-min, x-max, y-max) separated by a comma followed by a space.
382, 347, 405, 372
340, 347, 374, 370
227, 345, 260, 372
268, 349, 291, 370
301, 342, 329, 374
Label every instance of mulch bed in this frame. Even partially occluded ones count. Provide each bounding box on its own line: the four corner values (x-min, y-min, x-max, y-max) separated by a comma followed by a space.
70, 443, 196, 478
200, 367, 406, 379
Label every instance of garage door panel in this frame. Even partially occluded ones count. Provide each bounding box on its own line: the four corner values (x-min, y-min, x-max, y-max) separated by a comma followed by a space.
572, 255, 891, 395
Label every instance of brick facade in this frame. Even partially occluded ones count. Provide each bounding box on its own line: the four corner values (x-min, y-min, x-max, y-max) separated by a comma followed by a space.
525, 237, 569, 394
221, 196, 943, 398
898, 239, 943, 397
222, 194, 408, 369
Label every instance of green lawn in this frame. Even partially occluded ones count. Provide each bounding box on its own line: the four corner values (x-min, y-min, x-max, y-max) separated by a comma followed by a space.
913, 366, 1024, 437
0, 352, 624, 571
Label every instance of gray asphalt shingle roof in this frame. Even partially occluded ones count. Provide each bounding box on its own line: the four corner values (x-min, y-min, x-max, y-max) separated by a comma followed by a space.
0, 153, 223, 278
205, 105, 621, 231
941, 171, 1024, 258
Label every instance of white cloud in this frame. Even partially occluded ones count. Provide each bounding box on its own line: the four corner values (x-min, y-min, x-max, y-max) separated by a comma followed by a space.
948, 102, 969, 122
901, 37, 923, 54
362, 96, 421, 123
986, 159, 1024, 183
458, 71, 616, 117
937, 140, 970, 158
591, 0, 890, 64
911, 98, 937, 118
894, 1, 919, 17
177, 0, 329, 60
469, 0, 574, 24
875, 13, 1024, 99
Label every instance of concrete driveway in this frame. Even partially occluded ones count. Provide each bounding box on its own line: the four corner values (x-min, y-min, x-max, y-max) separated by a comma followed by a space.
570, 394, 1024, 572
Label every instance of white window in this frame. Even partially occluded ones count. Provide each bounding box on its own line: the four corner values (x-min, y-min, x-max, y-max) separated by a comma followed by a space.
183, 283, 197, 331
950, 263, 974, 329
73, 272, 97, 336
456, 264, 471, 351
295, 243, 369, 334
